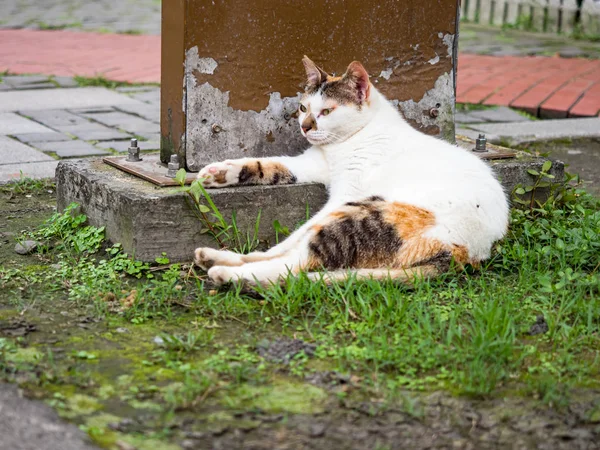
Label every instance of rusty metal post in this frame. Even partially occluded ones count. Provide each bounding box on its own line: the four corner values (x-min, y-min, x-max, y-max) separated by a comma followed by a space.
160, 0, 186, 165
161, 1, 460, 170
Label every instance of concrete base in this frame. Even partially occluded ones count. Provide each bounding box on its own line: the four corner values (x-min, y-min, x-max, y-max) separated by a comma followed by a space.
56, 154, 564, 263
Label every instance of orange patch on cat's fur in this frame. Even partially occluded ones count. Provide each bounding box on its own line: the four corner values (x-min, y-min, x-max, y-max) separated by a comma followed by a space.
383, 202, 436, 239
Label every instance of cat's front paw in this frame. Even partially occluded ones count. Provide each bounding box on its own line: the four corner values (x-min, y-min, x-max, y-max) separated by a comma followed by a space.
197, 161, 242, 188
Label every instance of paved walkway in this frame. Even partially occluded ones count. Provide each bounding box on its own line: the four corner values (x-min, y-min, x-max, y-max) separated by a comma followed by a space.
1, 0, 160, 35
0, 75, 159, 182
1, 28, 599, 118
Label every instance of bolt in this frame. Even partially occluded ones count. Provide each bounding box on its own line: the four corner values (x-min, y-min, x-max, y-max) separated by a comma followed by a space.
429, 108, 439, 118
167, 154, 180, 178
212, 124, 222, 133
474, 134, 488, 152
126, 138, 142, 162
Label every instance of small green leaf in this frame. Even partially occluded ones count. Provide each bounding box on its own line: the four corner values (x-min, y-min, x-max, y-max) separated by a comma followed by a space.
198, 204, 210, 213
515, 187, 526, 195
556, 238, 565, 250
175, 168, 187, 186
541, 160, 552, 172
527, 169, 540, 176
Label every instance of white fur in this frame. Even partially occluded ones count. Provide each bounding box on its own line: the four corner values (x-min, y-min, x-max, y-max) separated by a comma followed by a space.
196, 83, 509, 284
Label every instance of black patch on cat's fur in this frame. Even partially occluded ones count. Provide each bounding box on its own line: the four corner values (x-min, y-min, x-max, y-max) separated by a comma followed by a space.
412, 250, 453, 272
238, 166, 251, 184
238, 163, 297, 186
309, 205, 402, 270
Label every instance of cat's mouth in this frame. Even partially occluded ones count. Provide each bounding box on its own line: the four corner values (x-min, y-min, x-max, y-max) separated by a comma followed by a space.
304, 130, 330, 145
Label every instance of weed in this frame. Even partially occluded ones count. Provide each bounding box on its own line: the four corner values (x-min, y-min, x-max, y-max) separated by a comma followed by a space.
175, 171, 261, 253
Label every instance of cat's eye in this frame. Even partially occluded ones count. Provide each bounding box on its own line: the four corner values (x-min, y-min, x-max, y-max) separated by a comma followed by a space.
321, 109, 332, 116
299, 104, 307, 113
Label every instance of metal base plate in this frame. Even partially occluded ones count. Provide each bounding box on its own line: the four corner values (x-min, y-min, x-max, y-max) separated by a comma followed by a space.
456, 135, 516, 159
104, 139, 516, 187
103, 153, 197, 187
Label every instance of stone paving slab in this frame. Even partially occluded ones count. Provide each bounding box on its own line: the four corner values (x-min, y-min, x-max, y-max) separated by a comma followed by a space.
0, 112, 55, 135
0, 87, 143, 113
0, 160, 59, 183
96, 139, 160, 152
2, 0, 160, 35
115, 104, 160, 123
469, 118, 600, 145
12, 132, 72, 143
58, 124, 132, 141
18, 109, 89, 128
35, 140, 111, 158
81, 111, 159, 134
468, 106, 532, 123
0, 135, 54, 164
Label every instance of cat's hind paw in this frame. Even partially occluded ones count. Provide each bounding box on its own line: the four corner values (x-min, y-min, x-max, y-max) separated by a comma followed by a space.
207, 266, 240, 285
197, 161, 242, 188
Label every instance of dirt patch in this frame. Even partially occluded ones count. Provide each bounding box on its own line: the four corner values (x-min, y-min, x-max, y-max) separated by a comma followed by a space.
257, 338, 317, 363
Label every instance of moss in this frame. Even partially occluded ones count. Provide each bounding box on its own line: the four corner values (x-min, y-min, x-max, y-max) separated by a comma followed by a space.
224, 382, 328, 415
5, 347, 43, 364
60, 394, 103, 418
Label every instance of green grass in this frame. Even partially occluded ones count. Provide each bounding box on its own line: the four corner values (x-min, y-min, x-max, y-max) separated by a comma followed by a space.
73, 76, 132, 89
1, 177, 599, 446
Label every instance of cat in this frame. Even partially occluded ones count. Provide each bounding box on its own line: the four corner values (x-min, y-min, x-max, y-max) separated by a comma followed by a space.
193, 56, 509, 286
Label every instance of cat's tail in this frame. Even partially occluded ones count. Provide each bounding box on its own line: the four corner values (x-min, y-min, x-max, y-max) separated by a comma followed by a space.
304, 264, 440, 285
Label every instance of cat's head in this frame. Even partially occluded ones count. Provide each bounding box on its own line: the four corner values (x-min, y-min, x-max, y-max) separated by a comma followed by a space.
299, 56, 373, 146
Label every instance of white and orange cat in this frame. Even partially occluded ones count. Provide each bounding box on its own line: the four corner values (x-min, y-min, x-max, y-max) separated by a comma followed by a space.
194, 56, 509, 285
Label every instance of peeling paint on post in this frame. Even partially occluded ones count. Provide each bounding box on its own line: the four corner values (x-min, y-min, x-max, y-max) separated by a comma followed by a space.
161, 0, 460, 170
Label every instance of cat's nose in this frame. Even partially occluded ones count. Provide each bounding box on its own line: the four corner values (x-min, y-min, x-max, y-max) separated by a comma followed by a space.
301, 116, 317, 134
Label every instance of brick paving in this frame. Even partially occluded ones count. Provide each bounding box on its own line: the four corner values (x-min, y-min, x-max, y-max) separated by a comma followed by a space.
1, 28, 599, 118
457, 54, 600, 117
0, 75, 159, 183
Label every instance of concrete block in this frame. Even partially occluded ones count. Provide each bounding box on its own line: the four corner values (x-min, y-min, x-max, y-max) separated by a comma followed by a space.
35, 141, 110, 158
55, 154, 564, 263
0, 88, 143, 113
56, 158, 329, 262
471, 118, 600, 146
0, 136, 54, 164
0, 161, 59, 184
0, 113, 55, 135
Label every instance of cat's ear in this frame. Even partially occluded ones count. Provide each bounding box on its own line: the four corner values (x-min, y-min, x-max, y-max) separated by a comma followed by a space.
302, 56, 328, 88
344, 61, 371, 103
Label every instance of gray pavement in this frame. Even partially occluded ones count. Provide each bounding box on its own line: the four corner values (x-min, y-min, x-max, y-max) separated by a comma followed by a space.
1, 0, 161, 34
0, 74, 159, 183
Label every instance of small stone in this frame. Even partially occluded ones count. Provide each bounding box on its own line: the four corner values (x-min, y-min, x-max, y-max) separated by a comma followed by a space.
14, 240, 41, 255
153, 336, 164, 345
528, 315, 549, 336
309, 423, 326, 437
50, 264, 61, 270
116, 327, 129, 333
